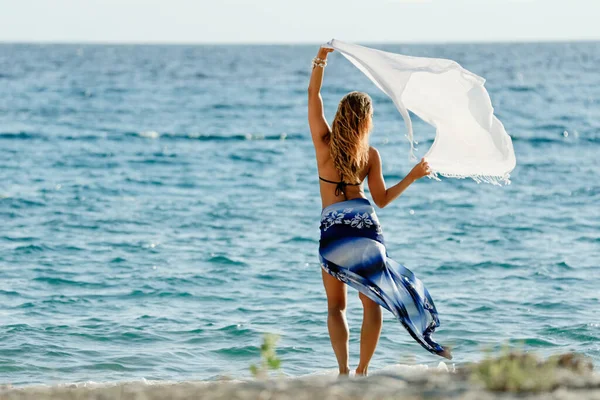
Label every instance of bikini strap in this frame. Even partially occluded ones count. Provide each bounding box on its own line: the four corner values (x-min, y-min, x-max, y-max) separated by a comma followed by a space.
319, 175, 361, 198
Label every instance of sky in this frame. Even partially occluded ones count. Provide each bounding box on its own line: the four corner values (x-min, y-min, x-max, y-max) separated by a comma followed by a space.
0, 0, 598, 44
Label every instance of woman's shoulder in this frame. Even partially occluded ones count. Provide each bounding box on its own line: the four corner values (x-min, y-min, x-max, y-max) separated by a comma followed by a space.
363, 146, 381, 178
368, 146, 381, 163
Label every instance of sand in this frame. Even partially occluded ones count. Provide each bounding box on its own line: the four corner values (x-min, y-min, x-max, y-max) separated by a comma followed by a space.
2, 363, 599, 400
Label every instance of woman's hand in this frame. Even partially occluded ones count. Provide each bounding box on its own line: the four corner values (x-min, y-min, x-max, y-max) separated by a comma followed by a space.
408, 158, 431, 181
317, 47, 334, 59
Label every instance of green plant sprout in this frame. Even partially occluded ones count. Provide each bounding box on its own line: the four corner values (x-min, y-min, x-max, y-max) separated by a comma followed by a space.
250, 333, 282, 379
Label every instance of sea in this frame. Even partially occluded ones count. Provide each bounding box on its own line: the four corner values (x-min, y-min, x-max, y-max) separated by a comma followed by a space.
0, 42, 599, 387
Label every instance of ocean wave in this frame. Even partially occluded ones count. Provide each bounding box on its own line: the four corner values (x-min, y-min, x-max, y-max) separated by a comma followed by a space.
0, 131, 106, 142
281, 236, 317, 244
32, 277, 105, 288
0, 131, 302, 142
125, 131, 302, 141
207, 255, 248, 267
2, 324, 34, 333
212, 344, 259, 357
506, 84, 540, 93
2, 129, 596, 145
64, 330, 170, 344
123, 289, 194, 299
0, 132, 46, 140
211, 103, 296, 111
435, 261, 519, 272
0, 290, 21, 297
14, 244, 47, 253
3, 198, 47, 209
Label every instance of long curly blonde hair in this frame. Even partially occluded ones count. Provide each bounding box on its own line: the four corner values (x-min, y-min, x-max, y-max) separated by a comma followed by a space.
325, 91, 373, 183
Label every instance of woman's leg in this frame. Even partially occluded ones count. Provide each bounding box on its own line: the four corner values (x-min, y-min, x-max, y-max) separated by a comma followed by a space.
321, 268, 349, 375
356, 291, 382, 376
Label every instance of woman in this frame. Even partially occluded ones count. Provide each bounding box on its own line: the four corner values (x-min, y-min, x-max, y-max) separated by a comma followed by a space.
308, 47, 450, 376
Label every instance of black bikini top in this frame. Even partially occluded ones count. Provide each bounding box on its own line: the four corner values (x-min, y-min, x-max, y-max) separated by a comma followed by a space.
319, 176, 362, 198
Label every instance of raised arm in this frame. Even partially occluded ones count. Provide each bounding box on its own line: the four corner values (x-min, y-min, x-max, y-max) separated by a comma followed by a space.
368, 147, 431, 208
308, 47, 334, 147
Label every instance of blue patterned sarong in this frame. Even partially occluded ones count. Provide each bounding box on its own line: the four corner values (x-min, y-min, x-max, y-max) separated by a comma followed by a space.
319, 198, 450, 359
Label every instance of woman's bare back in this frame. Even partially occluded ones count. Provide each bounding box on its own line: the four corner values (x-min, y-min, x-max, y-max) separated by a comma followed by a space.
316, 149, 370, 209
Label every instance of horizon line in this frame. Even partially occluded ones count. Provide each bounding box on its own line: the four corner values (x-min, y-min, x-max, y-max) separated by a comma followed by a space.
1, 37, 599, 46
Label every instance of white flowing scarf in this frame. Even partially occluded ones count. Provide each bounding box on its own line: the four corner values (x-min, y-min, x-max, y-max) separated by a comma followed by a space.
327, 39, 516, 185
